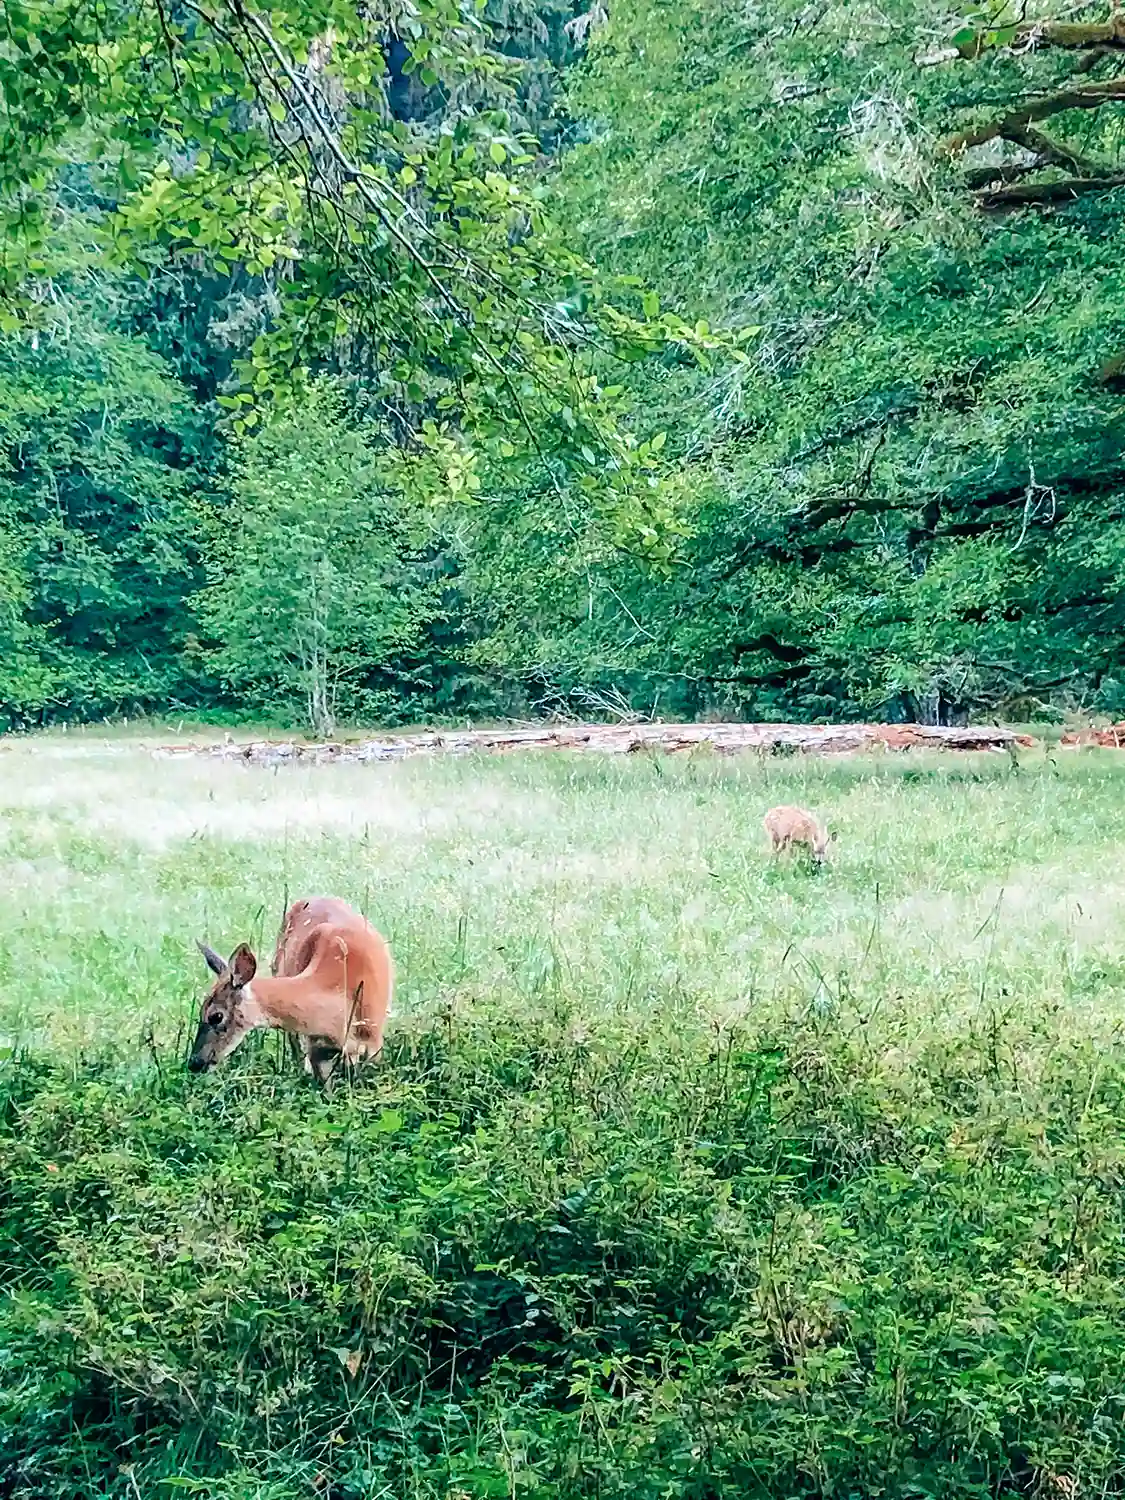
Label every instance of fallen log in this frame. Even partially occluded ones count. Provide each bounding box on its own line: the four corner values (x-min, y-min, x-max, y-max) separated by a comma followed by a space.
1059, 723, 1125, 748
154, 722, 1036, 768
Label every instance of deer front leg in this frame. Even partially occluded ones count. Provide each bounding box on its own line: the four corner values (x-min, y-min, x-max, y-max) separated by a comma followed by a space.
306, 1036, 342, 1088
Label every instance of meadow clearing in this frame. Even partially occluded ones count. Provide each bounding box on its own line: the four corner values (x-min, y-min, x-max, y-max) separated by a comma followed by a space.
3, 734, 1125, 1498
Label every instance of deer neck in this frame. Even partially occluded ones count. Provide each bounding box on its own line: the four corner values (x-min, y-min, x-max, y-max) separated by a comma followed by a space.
241, 975, 321, 1034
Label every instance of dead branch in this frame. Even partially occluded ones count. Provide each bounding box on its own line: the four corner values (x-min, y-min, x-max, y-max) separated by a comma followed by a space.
154, 723, 1038, 766
1006, 123, 1104, 176
974, 171, 1125, 208
961, 159, 1041, 189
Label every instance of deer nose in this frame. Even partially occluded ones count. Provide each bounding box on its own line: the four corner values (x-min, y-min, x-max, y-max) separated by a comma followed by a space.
187, 1054, 208, 1073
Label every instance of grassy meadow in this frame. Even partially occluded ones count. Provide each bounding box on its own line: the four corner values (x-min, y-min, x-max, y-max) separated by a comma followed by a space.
3, 735, 1125, 1497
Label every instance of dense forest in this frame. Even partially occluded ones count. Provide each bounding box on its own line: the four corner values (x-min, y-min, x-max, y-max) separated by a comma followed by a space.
3, 0, 1125, 731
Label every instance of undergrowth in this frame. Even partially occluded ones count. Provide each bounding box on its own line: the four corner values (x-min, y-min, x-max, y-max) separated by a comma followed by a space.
3, 1005, 1125, 1498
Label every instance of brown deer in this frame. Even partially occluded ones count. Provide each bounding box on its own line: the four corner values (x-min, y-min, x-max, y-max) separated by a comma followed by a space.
763, 805, 836, 866
190, 896, 394, 1083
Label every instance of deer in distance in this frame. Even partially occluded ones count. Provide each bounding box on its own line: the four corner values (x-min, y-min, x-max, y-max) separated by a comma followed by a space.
190, 896, 394, 1084
763, 805, 836, 867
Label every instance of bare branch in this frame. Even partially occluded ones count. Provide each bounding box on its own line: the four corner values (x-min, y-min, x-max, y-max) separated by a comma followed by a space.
944, 78, 1125, 155
961, 158, 1042, 189
1007, 123, 1104, 176
974, 171, 1125, 208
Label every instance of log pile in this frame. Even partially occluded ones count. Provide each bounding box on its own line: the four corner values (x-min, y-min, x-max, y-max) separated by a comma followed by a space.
155, 722, 1036, 768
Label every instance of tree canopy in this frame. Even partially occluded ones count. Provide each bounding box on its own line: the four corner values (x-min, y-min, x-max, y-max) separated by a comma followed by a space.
548, 0, 1125, 721
1, 0, 1124, 726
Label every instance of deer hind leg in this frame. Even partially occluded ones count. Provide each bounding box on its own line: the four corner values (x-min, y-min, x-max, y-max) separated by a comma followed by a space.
342, 1036, 381, 1074
344, 1013, 382, 1067
323, 1048, 371, 1091
299, 1035, 318, 1076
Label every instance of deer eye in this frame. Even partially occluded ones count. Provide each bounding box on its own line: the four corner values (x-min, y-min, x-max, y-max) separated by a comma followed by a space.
206, 1011, 225, 1029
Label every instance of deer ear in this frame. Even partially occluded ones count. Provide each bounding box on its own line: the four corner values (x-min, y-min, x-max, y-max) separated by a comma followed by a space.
228, 944, 257, 987
197, 940, 225, 976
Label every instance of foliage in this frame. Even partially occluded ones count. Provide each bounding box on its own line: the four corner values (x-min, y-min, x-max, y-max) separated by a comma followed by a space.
198, 386, 442, 731
0, 284, 206, 725
532, 0, 1125, 721
5, 1, 1125, 725
7, 1018, 1125, 1499
0, 0, 713, 549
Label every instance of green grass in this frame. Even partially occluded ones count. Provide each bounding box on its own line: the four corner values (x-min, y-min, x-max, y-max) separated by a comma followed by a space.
3, 737, 1125, 1498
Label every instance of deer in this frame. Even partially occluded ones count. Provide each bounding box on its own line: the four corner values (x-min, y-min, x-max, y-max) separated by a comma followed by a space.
763, 805, 836, 867
189, 896, 394, 1084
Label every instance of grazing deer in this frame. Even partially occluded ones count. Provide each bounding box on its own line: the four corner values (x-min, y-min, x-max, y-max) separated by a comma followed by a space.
763, 805, 835, 866
190, 896, 393, 1083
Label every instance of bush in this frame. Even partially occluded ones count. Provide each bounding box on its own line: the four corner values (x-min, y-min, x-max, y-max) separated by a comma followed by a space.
3, 1003, 1125, 1498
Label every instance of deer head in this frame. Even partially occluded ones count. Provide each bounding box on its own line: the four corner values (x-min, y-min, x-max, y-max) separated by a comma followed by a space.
814, 828, 838, 866
189, 940, 260, 1072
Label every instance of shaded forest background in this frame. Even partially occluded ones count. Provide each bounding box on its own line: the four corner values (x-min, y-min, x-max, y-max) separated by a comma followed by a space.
3, 0, 1125, 733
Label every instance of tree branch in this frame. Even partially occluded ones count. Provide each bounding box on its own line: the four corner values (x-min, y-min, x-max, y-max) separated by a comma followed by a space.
961, 158, 1042, 190
1006, 123, 1104, 176
974, 171, 1125, 208
180, 0, 598, 485
958, 16, 1125, 59
944, 78, 1125, 155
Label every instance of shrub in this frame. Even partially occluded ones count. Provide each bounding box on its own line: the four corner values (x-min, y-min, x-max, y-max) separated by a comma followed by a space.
3, 1004, 1125, 1498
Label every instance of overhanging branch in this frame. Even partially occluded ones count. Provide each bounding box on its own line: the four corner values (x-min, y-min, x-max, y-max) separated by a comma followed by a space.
956, 15, 1125, 59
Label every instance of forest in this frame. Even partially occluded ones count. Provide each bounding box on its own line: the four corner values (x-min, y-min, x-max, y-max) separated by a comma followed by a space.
3, 0, 1125, 732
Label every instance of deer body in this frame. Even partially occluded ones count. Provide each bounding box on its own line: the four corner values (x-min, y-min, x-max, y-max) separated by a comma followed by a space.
763, 805, 834, 865
190, 896, 393, 1082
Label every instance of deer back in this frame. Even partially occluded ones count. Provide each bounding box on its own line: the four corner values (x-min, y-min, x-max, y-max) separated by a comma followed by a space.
274, 897, 394, 1047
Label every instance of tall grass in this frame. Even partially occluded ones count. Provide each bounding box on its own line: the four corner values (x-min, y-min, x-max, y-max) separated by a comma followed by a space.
2, 737, 1125, 1497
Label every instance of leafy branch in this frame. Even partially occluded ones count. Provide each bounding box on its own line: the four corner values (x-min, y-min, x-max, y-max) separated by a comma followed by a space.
929, 10, 1125, 208
1, 0, 744, 565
